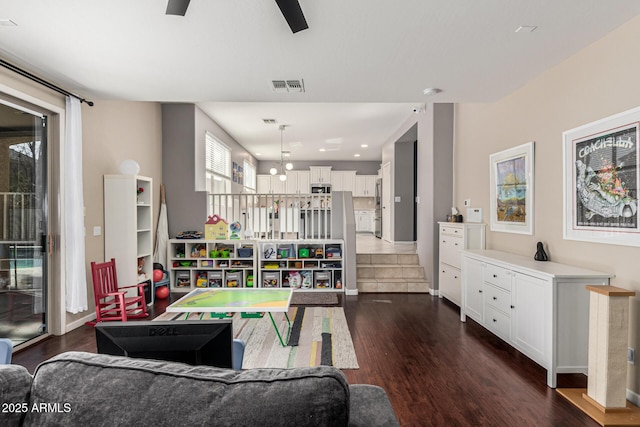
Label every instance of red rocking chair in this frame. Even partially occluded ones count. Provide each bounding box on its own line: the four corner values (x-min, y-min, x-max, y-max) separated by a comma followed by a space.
90, 258, 148, 324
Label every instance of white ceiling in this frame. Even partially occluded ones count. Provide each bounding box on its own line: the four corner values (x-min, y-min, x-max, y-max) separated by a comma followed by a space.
0, 1, 639, 161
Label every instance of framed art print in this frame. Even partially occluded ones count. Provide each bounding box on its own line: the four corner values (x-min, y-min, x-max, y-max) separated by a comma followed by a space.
489, 141, 534, 234
563, 106, 640, 246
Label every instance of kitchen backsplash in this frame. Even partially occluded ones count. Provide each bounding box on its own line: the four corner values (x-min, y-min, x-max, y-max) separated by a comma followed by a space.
353, 197, 375, 210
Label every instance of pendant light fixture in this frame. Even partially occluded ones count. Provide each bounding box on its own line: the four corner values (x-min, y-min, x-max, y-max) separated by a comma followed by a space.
270, 125, 293, 180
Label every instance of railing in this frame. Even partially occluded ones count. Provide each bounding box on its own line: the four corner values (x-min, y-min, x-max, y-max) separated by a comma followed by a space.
0, 192, 36, 242
207, 193, 333, 240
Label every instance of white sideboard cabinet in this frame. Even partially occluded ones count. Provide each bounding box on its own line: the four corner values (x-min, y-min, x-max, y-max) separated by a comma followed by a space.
461, 249, 612, 388
437, 222, 485, 306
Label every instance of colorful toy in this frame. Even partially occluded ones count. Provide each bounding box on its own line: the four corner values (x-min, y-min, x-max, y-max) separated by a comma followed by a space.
153, 269, 164, 282
205, 214, 229, 240
229, 221, 241, 239
155, 286, 169, 300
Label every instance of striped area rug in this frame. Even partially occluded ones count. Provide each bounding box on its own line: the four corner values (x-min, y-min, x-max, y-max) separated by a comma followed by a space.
235, 306, 359, 369
155, 307, 359, 369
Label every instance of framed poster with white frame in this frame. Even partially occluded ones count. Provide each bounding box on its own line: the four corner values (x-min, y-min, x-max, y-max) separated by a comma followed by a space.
489, 141, 534, 235
563, 106, 640, 247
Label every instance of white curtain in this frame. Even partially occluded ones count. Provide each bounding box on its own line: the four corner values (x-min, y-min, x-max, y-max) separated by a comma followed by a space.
64, 96, 88, 313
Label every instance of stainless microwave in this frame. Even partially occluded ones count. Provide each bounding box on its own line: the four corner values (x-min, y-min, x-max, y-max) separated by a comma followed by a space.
311, 184, 331, 194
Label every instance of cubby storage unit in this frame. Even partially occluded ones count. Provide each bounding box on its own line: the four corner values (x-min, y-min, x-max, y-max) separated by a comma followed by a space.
168, 239, 256, 292
258, 240, 344, 292
104, 175, 153, 304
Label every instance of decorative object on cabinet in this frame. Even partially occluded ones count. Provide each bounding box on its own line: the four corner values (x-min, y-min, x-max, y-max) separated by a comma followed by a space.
437, 222, 485, 307
460, 249, 611, 388
104, 174, 154, 305
205, 215, 229, 240
534, 242, 548, 261
562, 106, 640, 247
489, 141, 534, 235
229, 221, 242, 239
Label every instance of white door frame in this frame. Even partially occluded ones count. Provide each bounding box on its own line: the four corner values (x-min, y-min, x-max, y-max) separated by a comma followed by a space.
382, 162, 391, 242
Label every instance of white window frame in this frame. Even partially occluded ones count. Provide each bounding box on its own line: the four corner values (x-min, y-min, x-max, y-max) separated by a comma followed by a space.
205, 132, 231, 194
243, 159, 256, 192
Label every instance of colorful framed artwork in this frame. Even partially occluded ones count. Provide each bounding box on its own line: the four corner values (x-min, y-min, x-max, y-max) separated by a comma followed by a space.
563, 106, 640, 246
232, 161, 238, 183
489, 141, 535, 234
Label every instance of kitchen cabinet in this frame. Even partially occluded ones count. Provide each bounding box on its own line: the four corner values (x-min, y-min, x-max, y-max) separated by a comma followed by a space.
354, 175, 377, 197
355, 211, 374, 232
285, 170, 310, 194
461, 249, 611, 388
257, 174, 286, 194
309, 166, 332, 184
437, 222, 485, 307
331, 171, 356, 192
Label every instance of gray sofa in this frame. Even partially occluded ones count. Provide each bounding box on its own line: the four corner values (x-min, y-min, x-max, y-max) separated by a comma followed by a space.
0, 351, 399, 426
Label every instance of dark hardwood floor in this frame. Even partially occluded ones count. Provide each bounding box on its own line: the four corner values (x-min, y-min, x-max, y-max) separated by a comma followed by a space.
12, 293, 595, 426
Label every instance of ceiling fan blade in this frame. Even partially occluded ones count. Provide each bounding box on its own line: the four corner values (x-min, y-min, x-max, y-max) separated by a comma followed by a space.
275, 0, 309, 33
166, 0, 190, 16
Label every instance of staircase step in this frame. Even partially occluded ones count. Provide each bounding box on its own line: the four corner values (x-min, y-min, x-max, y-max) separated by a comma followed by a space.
356, 253, 419, 266
357, 278, 429, 293
357, 265, 425, 280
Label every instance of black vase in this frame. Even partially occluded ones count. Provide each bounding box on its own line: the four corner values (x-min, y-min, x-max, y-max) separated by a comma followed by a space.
534, 242, 548, 261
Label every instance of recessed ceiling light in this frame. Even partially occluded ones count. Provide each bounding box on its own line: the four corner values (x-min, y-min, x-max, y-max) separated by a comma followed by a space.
515, 25, 537, 33
361, 144, 368, 148
262, 119, 277, 124
354, 154, 360, 157
255, 152, 262, 156
423, 88, 441, 96
0, 19, 17, 26
319, 148, 326, 152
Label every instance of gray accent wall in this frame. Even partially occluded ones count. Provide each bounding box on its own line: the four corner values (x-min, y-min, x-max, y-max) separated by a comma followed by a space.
431, 103, 454, 291
162, 103, 258, 237
394, 127, 417, 242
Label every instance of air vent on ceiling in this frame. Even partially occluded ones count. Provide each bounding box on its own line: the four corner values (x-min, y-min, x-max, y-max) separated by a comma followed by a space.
270, 79, 305, 93
262, 119, 278, 124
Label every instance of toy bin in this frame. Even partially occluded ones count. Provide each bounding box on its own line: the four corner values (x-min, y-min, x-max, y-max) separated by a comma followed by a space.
225, 270, 243, 288
207, 271, 223, 288
262, 271, 279, 288
237, 247, 253, 258
195, 271, 208, 288
175, 271, 191, 288
263, 243, 277, 259
299, 270, 313, 289
314, 271, 332, 289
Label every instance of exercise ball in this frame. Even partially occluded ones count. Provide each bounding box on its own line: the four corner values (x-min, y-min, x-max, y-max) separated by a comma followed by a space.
155, 286, 169, 300
153, 269, 164, 282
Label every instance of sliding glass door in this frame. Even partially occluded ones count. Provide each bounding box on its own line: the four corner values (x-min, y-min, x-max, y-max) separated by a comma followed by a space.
0, 101, 48, 347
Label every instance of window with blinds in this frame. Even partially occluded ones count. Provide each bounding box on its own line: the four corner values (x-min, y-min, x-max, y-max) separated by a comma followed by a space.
205, 132, 231, 178
243, 160, 256, 191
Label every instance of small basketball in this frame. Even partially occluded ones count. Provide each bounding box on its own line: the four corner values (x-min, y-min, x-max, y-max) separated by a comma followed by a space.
155, 286, 169, 300
153, 269, 164, 282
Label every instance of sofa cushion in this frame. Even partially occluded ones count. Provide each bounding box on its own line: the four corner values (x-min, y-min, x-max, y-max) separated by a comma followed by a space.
0, 365, 32, 426
23, 351, 350, 427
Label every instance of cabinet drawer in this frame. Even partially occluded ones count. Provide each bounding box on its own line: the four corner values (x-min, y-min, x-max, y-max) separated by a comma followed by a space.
484, 283, 511, 314
440, 236, 463, 267
484, 264, 511, 291
485, 305, 511, 339
440, 225, 464, 237
439, 264, 461, 306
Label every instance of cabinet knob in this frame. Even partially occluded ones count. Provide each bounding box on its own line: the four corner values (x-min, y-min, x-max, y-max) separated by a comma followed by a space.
478, 290, 483, 293
454, 243, 458, 246
492, 318, 497, 323
454, 276, 458, 279
442, 270, 445, 273
493, 274, 497, 278
492, 296, 497, 300
510, 305, 515, 309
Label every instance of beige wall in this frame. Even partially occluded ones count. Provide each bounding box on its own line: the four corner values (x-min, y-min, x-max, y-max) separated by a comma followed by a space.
455, 15, 640, 393
76, 100, 162, 325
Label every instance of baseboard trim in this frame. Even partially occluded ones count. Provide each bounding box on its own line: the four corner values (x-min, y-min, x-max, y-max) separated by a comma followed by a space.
628, 388, 640, 407
345, 289, 359, 296
65, 313, 96, 333
429, 287, 438, 296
